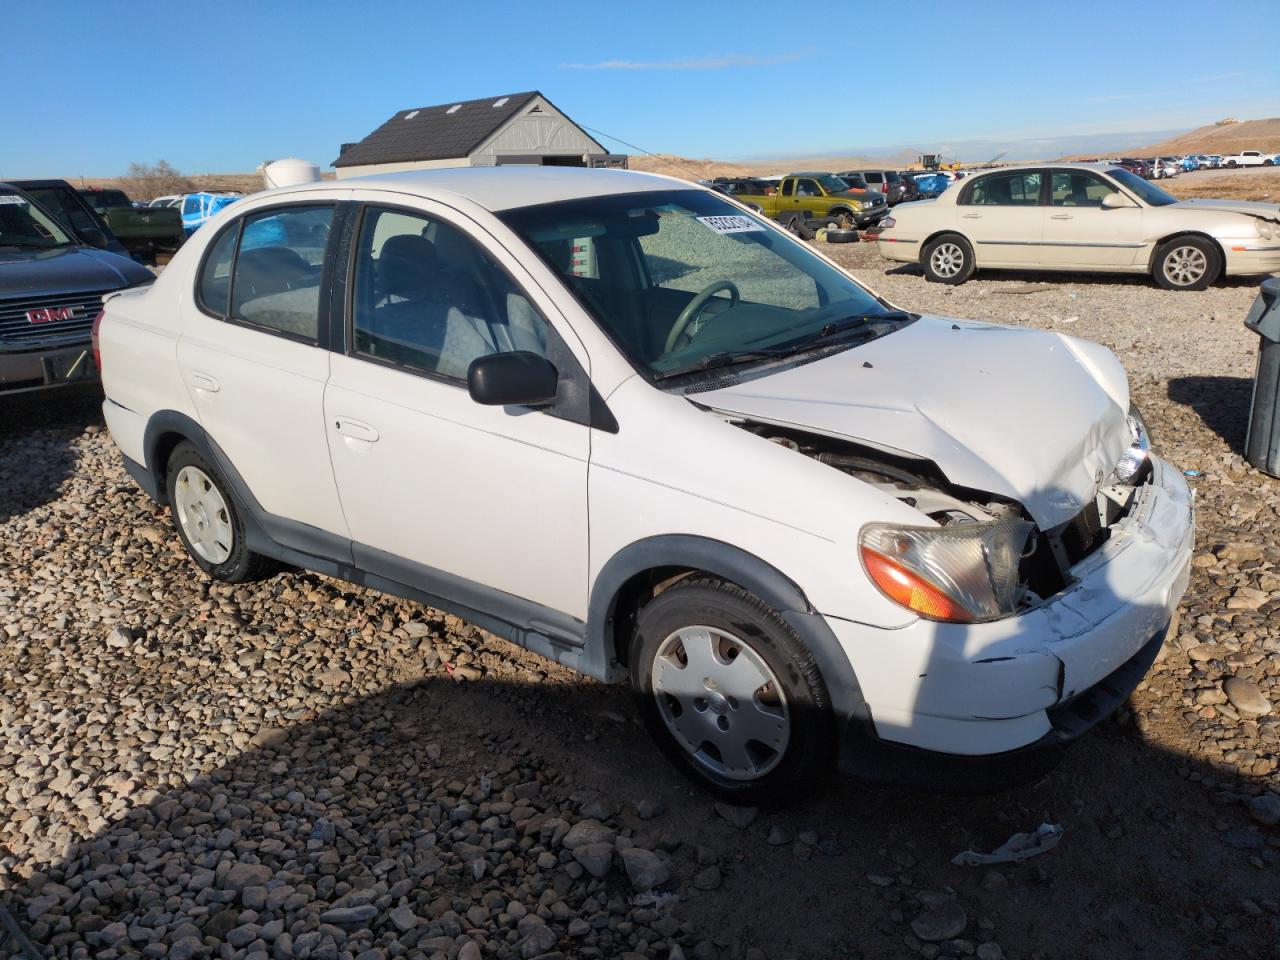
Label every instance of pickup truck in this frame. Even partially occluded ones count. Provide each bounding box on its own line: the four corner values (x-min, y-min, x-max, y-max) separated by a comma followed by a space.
78, 188, 183, 263
8, 179, 131, 259
0, 184, 154, 394
1223, 151, 1275, 168
731, 172, 889, 229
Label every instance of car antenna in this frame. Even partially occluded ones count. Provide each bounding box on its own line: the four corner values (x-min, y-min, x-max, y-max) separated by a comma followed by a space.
577, 124, 709, 182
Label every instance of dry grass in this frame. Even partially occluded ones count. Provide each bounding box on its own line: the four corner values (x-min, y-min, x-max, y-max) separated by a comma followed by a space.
1159, 166, 1280, 202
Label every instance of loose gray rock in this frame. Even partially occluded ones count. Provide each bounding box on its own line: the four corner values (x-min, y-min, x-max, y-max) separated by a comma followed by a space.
911, 901, 968, 942
1224, 677, 1272, 716
1247, 792, 1280, 826
621, 847, 671, 891
572, 841, 614, 877
319, 904, 379, 925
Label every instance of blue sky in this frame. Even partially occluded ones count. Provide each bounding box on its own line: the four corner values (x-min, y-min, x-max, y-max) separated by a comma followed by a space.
5, 0, 1278, 178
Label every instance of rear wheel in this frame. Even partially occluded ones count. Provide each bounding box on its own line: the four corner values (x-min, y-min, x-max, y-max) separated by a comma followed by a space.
629, 578, 835, 805
922, 233, 975, 284
165, 442, 275, 582
1153, 236, 1220, 291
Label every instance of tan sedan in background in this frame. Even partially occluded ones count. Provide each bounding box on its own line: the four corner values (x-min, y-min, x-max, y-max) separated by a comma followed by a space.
874, 162, 1280, 290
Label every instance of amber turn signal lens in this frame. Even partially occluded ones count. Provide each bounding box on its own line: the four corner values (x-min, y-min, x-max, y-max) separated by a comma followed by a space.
860, 546, 974, 623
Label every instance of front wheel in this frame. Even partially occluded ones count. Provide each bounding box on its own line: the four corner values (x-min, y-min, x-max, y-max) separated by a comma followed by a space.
922, 233, 976, 284
629, 578, 835, 805
1153, 236, 1220, 291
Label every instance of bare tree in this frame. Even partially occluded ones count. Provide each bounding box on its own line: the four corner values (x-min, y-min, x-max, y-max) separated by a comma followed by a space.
121, 160, 196, 201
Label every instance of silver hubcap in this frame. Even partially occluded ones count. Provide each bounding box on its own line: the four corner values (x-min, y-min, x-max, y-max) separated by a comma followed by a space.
651, 626, 789, 781
930, 242, 964, 278
173, 466, 233, 564
1164, 245, 1207, 286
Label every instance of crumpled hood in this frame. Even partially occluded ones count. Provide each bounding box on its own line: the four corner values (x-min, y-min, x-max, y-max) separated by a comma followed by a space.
1174, 198, 1280, 220
698, 316, 1132, 529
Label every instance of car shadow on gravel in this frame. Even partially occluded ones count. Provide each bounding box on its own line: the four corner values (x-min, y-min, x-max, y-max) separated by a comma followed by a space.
1166, 376, 1255, 455
4, 661, 1276, 960
0, 388, 103, 524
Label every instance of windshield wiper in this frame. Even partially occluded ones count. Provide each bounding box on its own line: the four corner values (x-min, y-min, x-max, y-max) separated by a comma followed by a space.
653, 348, 789, 382
811, 310, 914, 341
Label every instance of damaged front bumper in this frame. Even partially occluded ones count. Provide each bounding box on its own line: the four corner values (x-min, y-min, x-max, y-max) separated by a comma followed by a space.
828, 455, 1194, 787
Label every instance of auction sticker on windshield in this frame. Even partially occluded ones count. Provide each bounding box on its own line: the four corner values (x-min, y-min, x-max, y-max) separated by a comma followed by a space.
0, 195, 29, 205
696, 215, 765, 235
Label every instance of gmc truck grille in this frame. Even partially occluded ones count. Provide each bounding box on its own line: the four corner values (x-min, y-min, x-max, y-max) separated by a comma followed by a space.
0, 290, 109, 343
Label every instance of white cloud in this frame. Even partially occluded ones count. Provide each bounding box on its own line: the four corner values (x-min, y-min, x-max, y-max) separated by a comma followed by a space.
559, 51, 807, 70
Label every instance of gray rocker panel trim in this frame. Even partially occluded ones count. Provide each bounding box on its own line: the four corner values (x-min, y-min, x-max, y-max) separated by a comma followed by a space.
133, 414, 869, 739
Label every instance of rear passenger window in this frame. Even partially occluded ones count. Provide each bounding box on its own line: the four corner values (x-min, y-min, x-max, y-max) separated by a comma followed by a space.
229, 206, 332, 339
965, 173, 1042, 206
198, 225, 238, 316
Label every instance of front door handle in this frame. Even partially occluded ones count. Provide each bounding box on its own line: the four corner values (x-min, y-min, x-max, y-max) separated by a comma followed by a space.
190, 372, 220, 393
334, 417, 379, 443
1050, 213, 1073, 220
961, 212, 981, 219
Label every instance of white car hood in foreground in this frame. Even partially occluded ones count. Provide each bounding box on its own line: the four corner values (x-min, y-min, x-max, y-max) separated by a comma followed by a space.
698, 316, 1131, 529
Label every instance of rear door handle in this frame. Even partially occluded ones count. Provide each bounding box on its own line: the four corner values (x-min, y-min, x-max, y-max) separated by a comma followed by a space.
190, 372, 220, 393
334, 417, 379, 443
961, 213, 981, 219
1050, 213, 1073, 220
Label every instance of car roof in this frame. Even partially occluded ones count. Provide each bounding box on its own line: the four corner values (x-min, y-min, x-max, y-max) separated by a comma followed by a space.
264, 167, 693, 212
959, 161, 1118, 176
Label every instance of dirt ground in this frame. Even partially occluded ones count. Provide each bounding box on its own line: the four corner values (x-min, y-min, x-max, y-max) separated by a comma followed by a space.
2, 177, 1279, 960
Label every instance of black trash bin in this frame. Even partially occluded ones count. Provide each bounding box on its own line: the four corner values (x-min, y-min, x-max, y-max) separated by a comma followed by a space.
1244, 276, 1280, 478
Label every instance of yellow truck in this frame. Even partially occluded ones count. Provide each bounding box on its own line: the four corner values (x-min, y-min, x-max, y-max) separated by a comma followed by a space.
733, 172, 889, 230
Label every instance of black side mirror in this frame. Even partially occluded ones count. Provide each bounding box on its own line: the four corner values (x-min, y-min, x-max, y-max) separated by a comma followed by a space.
81, 227, 110, 249
467, 351, 559, 407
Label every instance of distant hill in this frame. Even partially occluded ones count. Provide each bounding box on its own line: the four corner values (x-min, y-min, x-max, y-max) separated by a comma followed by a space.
1132, 118, 1280, 156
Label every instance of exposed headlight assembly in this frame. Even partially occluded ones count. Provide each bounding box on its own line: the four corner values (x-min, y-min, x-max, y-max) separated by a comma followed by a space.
860, 518, 1034, 623
1111, 403, 1152, 484
1255, 219, 1276, 240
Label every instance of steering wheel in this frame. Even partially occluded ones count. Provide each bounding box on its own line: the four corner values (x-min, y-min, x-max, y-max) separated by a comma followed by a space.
664, 280, 740, 354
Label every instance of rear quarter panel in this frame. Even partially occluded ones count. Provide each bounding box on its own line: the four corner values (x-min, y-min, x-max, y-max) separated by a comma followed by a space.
100, 283, 192, 466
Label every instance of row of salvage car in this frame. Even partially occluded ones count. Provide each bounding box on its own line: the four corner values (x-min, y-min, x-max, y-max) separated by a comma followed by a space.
872, 162, 1280, 289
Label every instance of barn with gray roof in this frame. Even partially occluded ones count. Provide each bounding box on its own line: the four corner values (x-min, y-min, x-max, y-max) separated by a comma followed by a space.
333, 91, 625, 178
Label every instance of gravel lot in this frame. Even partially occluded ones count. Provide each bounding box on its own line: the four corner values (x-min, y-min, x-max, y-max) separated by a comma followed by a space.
2, 222, 1279, 960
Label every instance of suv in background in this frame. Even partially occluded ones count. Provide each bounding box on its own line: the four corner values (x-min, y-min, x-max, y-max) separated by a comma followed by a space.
839, 170, 909, 204
0, 184, 153, 394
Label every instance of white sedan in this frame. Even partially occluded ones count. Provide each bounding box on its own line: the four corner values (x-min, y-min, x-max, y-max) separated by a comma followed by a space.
875, 162, 1280, 289
97, 167, 1192, 800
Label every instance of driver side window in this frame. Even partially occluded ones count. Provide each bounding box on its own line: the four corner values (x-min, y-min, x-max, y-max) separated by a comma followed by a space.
350, 207, 550, 381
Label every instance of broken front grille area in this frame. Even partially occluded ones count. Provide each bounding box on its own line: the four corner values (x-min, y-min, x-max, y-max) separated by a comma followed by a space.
1020, 472, 1147, 600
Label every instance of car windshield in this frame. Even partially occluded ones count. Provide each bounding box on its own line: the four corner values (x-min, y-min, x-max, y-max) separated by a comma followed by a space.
817, 174, 852, 193
83, 190, 131, 211
1108, 168, 1177, 206
0, 191, 74, 248
499, 189, 909, 384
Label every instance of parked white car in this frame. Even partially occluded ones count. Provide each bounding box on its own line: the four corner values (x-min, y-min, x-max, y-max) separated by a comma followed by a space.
876, 162, 1280, 289
1223, 150, 1274, 168
96, 168, 1193, 800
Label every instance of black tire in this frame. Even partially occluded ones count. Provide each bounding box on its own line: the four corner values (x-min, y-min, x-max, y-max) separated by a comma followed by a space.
629, 577, 835, 805
1227, 160, 1237, 168
921, 232, 976, 284
784, 214, 815, 241
1152, 235, 1220, 291
824, 228, 860, 244
165, 441, 275, 582
1265, 159, 1274, 167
